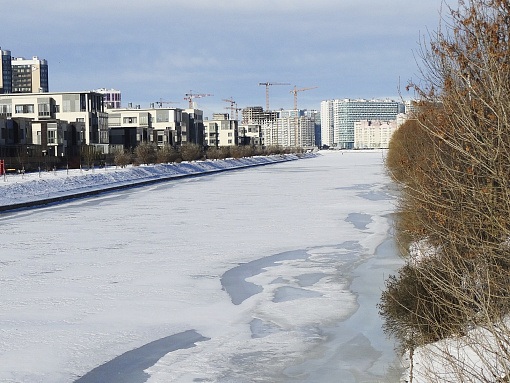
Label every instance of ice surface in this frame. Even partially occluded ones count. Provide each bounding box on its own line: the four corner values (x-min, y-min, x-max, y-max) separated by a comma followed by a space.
0, 150, 403, 382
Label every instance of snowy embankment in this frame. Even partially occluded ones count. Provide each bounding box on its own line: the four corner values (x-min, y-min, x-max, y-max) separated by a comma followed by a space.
0, 154, 312, 211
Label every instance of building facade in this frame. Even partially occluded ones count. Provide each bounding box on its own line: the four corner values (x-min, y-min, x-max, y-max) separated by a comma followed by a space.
94, 88, 122, 109
0, 91, 106, 147
321, 99, 403, 149
261, 110, 315, 148
11, 56, 49, 93
204, 114, 238, 147
106, 106, 204, 150
354, 119, 399, 149
0, 49, 12, 94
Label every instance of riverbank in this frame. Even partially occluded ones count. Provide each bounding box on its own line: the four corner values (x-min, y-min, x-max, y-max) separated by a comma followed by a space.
0, 153, 314, 212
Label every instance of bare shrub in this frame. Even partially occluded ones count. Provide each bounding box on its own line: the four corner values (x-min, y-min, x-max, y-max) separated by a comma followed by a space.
380, 1, 510, 381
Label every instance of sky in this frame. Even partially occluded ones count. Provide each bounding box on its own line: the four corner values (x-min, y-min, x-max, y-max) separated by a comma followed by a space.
1, 0, 453, 116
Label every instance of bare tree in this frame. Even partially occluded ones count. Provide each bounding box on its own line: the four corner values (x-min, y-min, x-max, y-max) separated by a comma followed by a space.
134, 142, 157, 165
380, 1, 510, 381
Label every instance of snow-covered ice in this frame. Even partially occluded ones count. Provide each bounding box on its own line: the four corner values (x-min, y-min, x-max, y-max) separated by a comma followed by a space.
0, 150, 403, 382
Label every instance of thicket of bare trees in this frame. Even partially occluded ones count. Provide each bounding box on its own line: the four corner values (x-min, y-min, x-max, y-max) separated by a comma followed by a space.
379, 1, 510, 381
112, 143, 302, 168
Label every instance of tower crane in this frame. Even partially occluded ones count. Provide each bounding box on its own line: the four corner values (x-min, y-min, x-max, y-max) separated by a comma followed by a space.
290, 85, 318, 148
222, 97, 236, 119
184, 91, 213, 109
258, 82, 290, 111
224, 102, 242, 121
290, 86, 318, 111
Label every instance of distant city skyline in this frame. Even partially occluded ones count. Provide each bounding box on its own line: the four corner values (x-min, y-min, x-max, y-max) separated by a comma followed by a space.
2, 1, 454, 116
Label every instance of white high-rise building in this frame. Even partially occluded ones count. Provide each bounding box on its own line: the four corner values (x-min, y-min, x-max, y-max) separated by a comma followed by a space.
320, 100, 334, 147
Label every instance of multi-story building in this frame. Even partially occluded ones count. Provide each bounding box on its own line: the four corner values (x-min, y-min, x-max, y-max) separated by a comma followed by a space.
0, 48, 12, 94
11, 56, 49, 93
106, 105, 204, 150
320, 100, 334, 147
321, 99, 404, 149
238, 124, 262, 146
242, 106, 278, 125
261, 110, 315, 148
354, 119, 399, 149
94, 88, 122, 109
204, 113, 238, 147
0, 91, 106, 148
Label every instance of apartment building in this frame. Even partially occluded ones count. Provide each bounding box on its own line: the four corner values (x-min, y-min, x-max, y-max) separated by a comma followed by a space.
0, 49, 12, 94
204, 113, 238, 147
11, 56, 49, 93
321, 99, 403, 149
320, 100, 334, 147
261, 110, 315, 148
106, 106, 203, 150
0, 91, 106, 148
95, 88, 122, 109
354, 119, 399, 149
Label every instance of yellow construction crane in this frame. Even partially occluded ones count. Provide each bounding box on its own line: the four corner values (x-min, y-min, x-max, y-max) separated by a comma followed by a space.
290, 86, 318, 111
258, 82, 290, 111
184, 91, 213, 109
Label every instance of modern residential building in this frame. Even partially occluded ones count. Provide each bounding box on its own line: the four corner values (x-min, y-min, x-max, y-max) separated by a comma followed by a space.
354, 119, 399, 149
11, 56, 49, 93
95, 88, 122, 109
106, 105, 204, 150
321, 99, 404, 149
238, 124, 262, 146
320, 100, 334, 147
204, 113, 238, 147
0, 48, 12, 94
0, 91, 106, 148
261, 110, 315, 148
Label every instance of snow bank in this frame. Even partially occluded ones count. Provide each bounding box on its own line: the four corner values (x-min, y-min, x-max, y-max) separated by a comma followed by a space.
0, 154, 312, 210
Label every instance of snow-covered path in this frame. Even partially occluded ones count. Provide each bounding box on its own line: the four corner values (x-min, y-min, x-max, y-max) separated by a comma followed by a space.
0, 150, 402, 382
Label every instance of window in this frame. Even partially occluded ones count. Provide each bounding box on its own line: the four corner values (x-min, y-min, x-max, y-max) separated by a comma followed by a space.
47, 130, 56, 144
14, 104, 34, 114
0, 104, 12, 116
123, 117, 137, 124
38, 103, 50, 116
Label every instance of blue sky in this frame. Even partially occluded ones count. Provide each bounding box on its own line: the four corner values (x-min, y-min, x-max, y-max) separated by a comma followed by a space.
2, 1, 452, 116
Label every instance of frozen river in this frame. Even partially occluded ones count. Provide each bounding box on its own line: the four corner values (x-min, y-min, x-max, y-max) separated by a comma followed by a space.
0, 150, 403, 382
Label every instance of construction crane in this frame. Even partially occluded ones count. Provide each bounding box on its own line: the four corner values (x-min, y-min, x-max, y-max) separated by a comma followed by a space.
184, 91, 213, 109
154, 99, 178, 108
224, 102, 242, 121
290, 86, 318, 148
222, 97, 236, 119
290, 86, 318, 111
258, 82, 290, 111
